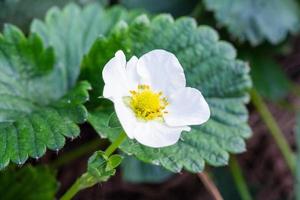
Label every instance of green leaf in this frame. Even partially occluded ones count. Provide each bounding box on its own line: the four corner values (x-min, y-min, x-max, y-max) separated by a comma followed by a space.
87, 151, 123, 182
86, 14, 252, 173
203, 0, 300, 45
30, 3, 140, 90
121, 155, 173, 183
240, 51, 291, 101
0, 0, 108, 32
0, 25, 90, 169
0, 165, 58, 200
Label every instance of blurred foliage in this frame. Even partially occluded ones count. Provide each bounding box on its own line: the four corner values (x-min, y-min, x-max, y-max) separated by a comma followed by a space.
203, 0, 300, 46
213, 167, 242, 200
0, 0, 107, 32
240, 50, 291, 101
0, 165, 58, 200
121, 155, 173, 183
120, 0, 197, 17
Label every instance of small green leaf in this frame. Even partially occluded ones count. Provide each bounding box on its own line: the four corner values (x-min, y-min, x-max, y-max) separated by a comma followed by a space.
203, 0, 300, 45
0, 165, 58, 200
0, 25, 90, 169
108, 154, 123, 169
87, 150, 123, 182
86, 14, 252, 173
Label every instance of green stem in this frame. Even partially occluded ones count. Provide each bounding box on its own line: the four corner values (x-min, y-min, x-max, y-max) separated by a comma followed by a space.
295, 113, 300, 200
104, 131, 126, 157
291, 83, 300, 99
229, 157, 252, 200
60, 173, 94, 200
251, 89, 295, 173
60, 175, 84, 200
60, 131, 126, 200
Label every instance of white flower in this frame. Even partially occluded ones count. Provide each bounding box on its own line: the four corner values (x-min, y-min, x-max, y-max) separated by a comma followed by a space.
102, 49, 210, 148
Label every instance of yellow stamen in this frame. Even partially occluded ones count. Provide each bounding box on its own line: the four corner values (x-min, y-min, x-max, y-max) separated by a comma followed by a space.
128, 84, 168, 121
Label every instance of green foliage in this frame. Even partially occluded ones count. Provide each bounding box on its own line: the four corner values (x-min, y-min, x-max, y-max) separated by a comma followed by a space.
0, 24, 90, 169
121, 155, 173, 183
240, 51, 291, 101
120, 0, 198, 17
0, 165, 58, 200
0, 0, 107, 32
203, 0, 300, 45
86, 14, 252, 173
31, 3, 140, 89
212, 167, 242, 200
88, 150, 123, 182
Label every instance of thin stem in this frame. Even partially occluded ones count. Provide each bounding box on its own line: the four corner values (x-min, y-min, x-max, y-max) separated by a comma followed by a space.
251, 89, 295, 173
295, 113, 300, 200
60, 175, 85, 200
197, 172, 223, 200
51, 139, 103, 168
104, 131, 126, 157
60, 173, 94, 200
229, 157, 252, 200
291, 83, 300, 99
60, 131, 127, 200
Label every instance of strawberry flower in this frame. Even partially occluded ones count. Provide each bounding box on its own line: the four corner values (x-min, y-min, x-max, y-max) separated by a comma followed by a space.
102, 50, 210, 148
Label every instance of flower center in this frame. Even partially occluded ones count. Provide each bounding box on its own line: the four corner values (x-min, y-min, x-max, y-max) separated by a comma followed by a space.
129, 84, 168, 121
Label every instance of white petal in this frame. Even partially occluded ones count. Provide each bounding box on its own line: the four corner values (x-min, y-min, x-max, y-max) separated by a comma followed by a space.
137, 49, 186, 96
132, 121, 189, 148
113, 98, 190, 144
102, 50, 130, 99
113, 98, 137, 139
164, 87, 210, 127
126, 56, 139, 90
